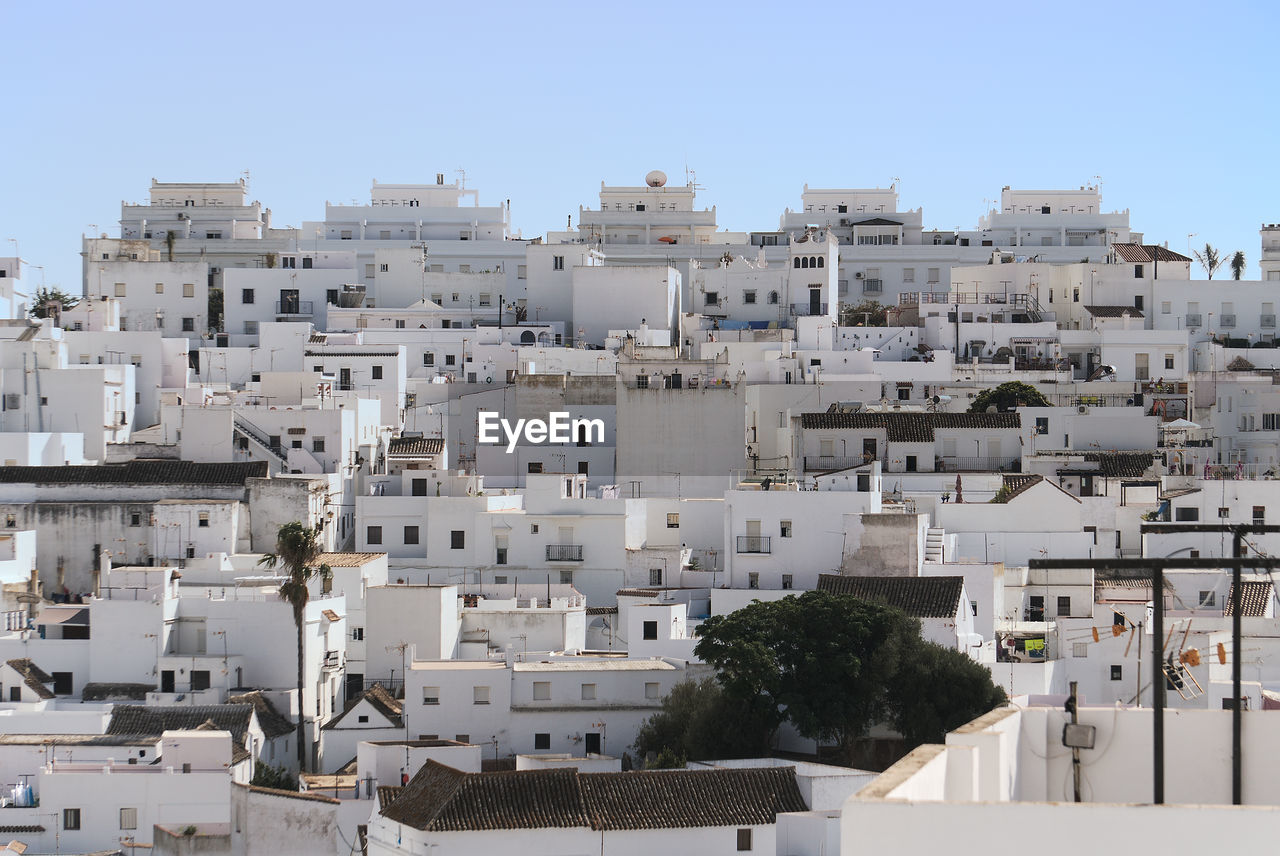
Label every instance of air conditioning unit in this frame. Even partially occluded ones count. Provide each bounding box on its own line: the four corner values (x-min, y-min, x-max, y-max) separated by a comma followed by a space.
1078, 404, 1089, 414
855, 272, 864, 279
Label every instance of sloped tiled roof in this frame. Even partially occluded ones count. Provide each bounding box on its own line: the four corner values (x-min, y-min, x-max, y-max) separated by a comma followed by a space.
377, 785, 403, 808
1085, 305, 1144, 319
6, 659, 54, 699
382, 762, 588, 831
382, 761, 807, 832
228, 691, 294, 739
850, 217, 902, 226
317, 552, 385, 567
1226, 581, 1274, 617
388, 437, 445, 457
581, 767, 806, 830
323, 683, 403, 731
800, 411, 1020, 441
1081, 452, 1157, 479
0, 460, 269, 486
1112, 242, 1192, 263
997, 473, 1080, 504
81, 683, 152, 702
816, 575, 965, 618
107, 704, 254, 742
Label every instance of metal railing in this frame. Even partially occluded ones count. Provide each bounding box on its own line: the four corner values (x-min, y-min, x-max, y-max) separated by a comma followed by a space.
233, 415, 289, 464
1186, 314, 1202, 327
790, 303, 829, 316
804, 455, 865, 471
275, 300, 314, 315
545, 544, 583, 562
935, 456, 1021, 472
736, 536, 772, 554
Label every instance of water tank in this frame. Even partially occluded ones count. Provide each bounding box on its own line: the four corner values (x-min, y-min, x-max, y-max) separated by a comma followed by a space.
645, 170, 667, 188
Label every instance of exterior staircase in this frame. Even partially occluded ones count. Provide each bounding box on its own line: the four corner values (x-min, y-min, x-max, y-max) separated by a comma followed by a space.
925, 528, 946, 563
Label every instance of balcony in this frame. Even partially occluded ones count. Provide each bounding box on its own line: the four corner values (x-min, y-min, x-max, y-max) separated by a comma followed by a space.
1185, 314, 1202, 327
275, 299, 314, 317
936, 456, 1021, 473
790, 303, 830, 317
323, 650, 342, 671
736, 536, 772, 554
545, 544, 583, 562
1262, 315, 1275, 329
804, 455, 865, 472
1219, 315, 1236, 328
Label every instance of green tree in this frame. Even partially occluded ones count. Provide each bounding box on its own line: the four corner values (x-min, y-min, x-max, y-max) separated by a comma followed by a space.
208, 288, 224, 332
1194, 243, 1226, 279
250, 762, 299, 791
633, 678, 773, 765
888, 642, 1007, 747
1230, 251, 1246, 281
840, 300, 887, 326
966, 381, 1050, 413
694, 591, 1006, 759
29, 287, 80, 321
258, 522, 330, 773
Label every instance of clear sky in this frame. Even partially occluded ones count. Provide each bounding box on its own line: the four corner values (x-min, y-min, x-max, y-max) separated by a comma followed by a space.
3, 0, 1277, 292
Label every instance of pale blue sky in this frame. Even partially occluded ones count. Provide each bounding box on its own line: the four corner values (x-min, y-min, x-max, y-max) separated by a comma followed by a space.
3, 0, 1277, 291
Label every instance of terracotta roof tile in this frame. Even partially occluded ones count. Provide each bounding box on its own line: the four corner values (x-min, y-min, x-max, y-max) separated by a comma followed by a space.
800, 411, 1020, 441
81, 683, 152, 702
1112, 243, 1192, 263
1085, 305, 1144, 319
0, 460, 268, 486
316, 552, 385, 567
5, 659, 54, 700
388, 437, 445, 457
816, 575, 965, 618
1227, 581, 1273, 617
228, 691, 294, 739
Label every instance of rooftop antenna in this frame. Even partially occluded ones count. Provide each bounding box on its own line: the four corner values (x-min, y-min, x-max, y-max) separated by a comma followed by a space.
241, 169, 251, 190
456, 168, 467, 189
1091, 174, 1102, 195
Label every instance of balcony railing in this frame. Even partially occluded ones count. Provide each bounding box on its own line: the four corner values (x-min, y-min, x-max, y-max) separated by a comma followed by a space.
1185, 314, 1202, 327
804, 455, 865, 471
323, 650, 342, 670
790, 303, 830, 317
936, 456, 1021, 473
1219, 315, 1237, 328
545, 544, 583, 562
736, 536, 772, 554
1262, 314, 1276, 329
275, 300, 314, 316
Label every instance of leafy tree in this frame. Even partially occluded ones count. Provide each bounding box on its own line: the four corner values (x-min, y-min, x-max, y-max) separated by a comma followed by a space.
1230, 251, 1246, 281
258, 522, 330, 773
1194, 243, 1226, 279
693, 591, 1006, 759
208, 288, 224, 332
633, 678, 773, 765
29, 287, 80, 321
840, 300, 887, 327
967, 381, 1050, 413
250, 762, 298, 791
887, 643, 1008, 747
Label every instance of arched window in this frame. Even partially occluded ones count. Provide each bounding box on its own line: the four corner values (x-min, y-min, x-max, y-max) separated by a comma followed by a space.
817, 257, 825, 268
801, 257, 809, 269
767, 291, 779, 305
520, 330, 536, 345
793, 258, 801, 269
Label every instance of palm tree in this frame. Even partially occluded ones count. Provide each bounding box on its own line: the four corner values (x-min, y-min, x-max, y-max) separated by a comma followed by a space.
258, 521, 329, 774
1194, 243, 1226, 280
1231, 251, 1246, 281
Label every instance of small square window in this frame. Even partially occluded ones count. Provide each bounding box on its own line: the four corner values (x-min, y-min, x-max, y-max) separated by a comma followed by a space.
743, 290, 757, 305
424, 352, 435, 366
533, 681, 550, 700
1219, 507, 1230, 518
64, 808, 81, 831
198, 512, 209, 528
372, 365, 383, 380
404, 525, 420, 545
1110, 665, 1123, 681
581, 683, 596, 700
1057, 596, 1071, 616
649, 568, 663, 586
782, 574, 793, 590
643, 621, 658, 640
666, 512, 679, 528
528, 462, 543, 474
120, 807, 137, 830
357, 715, 369, 723
534, 732, 551, 750
312, 437, 325, 453
737, 828, 752, 851
473, 686, 490, 705
451, 530, 465, 549
779, 520, 792, 538
423, 687, 439, 705
130, 512, 141, 527
531, 524, 540, 534
645, 682, 660, 699
155, 282, 165, 294
367, 526, 382, 545
1073, 642, 1088, 658
183, 283, 195, 298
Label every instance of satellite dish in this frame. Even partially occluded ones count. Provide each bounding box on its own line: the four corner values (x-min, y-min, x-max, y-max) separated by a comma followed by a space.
645, 170, 667, 188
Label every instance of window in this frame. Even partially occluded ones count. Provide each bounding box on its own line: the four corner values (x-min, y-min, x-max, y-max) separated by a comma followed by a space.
768, 290, 779, 304
1174, 507, 1199, 522
780, 520, 792, 538
191, 670, 211, 691
115, 282, 127, 297
371, 365, 383, 380
737, 828, 752, 851
479, 294, 491, 306
404, 526, 420, 545
351, 627, 364, 641
528, 462, 543, 474
198, 512, 209, 528
530, 524, 540, 534
1057, 596, 1071, 617
244, 321, 259, 335
927, 268, 940, 283
423, 687, 440, 705
206, 231, 222, 240
645, 682, 660, 699
1219, 507, 1230, 518
1035, 417, 1049, 435
649, 568, 663, 586
155, 282, 165, 294
312, 437, 325, 453
743, 290, 757, 304
451, 530, 465, 549
748, 572, 759, 590
581, 683, 596, 700
704, 291, 719, 306
53, 672, 73, 695
445, 354, 456, 366
665, 512, 680, 529
63, 808, 81, 831
120, 807, 137, 830
302, 257, 313, 269
534, 733, 551, 750
1073, 642, 1088, 658
183, 283, 195, 298
130, 512, 141, 527
1135, 264, 1144, 278
424, 352, 435, 366
635, 374, 649, 389
367, 526, 383, 545
182, 317, 195, 332
473, 686, 490, 705
496, 547, 508, 565
782, 574, 794, 590
1165, 354, 1175, 370
1110, 665, 1123, 681
533, 681, 551, 700
1199, 590, 1217, 607
903, 267, 915, 283
455, 734, 470, 743
518, 265, 527, 280
357, 715, 369, 723
553, 255, 564, 271
1255, 506, 1267, 525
